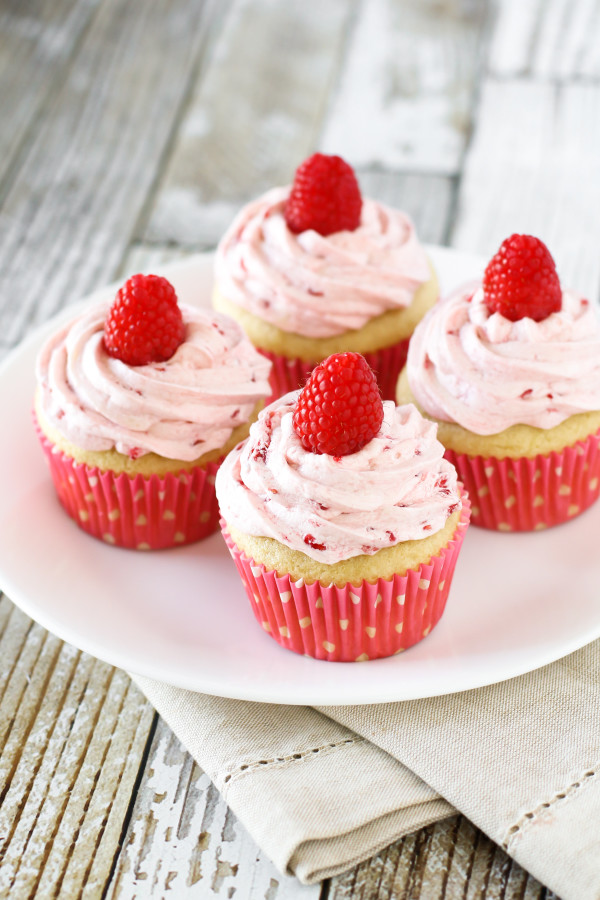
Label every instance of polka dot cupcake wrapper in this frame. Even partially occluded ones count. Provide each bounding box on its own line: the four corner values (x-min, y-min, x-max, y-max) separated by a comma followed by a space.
260, 337, 411, 404
36, 422, 221, 550
221, 495, 470, 662
445, 430, 600, 532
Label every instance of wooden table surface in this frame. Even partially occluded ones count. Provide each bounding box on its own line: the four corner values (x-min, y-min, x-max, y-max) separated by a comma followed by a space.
2, 0, 598, 895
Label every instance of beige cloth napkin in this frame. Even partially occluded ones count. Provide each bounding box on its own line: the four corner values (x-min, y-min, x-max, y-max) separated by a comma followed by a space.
133, 639, 600, 898
130, 678, 452, 882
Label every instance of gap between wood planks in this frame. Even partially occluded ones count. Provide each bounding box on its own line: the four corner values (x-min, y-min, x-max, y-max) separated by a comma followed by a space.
101, 712, 159, 897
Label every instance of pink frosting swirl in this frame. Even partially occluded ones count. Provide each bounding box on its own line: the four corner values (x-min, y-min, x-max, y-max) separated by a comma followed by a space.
407, 285, 600, 434
215, 187, 431, 338
216, 394, 461, 564
36, 304, 272, 460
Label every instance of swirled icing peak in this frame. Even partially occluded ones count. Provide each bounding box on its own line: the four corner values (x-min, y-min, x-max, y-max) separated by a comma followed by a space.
407, 284, 600, 434
215, 187, 431, 338
36, 303, 272, 460
216, 393, 461, 564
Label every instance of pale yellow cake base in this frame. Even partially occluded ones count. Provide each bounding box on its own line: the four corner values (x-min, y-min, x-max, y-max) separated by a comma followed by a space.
224, 507, 462, 588
396, 367, 600, 459
212, 262, 439, 363
35, 390, 263, 476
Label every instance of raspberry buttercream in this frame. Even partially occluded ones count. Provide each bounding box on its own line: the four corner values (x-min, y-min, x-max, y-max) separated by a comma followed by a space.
407, 285, 600, 435
215, 187, 431, 339
36, 304, 272, 461
216, 394, 461, 564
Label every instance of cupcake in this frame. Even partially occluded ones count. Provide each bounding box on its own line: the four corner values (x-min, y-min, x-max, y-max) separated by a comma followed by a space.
217, 352, 470, 662
397, 234, 600, 531
213, 153, 438, 403
35, 273, 271, 549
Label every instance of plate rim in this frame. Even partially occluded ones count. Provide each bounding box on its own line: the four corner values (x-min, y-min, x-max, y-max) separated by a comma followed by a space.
2, 245, 599, 705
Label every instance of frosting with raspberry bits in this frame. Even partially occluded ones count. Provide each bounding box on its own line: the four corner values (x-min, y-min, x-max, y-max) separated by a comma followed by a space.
216, 393, 461, 564
215, 187, 431, 339
36, 304, 272, 460
407, 284, 600, 435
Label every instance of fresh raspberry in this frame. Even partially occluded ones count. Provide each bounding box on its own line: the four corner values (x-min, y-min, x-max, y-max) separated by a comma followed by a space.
483, 234, 562, 322
104, 274, 185, 366
284, 153, 362, 236
293, 352, 383, 456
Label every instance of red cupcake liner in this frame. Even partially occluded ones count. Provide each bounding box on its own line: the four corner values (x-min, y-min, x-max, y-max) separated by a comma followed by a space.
259, 337, 411, 403
445, 430, 600, 532
36, 422, 221, 550
221, 495, 470, 662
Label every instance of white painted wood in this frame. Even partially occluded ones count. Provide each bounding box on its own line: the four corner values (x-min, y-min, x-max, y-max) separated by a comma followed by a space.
0, 0, 220, 353
106, 718, 319, 899
451, 79, 600, 299
0, 597, 155, 898
42, 675, 153, 898
417, 818, 459, 896
327, 817, 548, 898
118, 243, 196, 281
489, 0, 600, 79
443, 817, 481, 898
358, 172, 454, 245
320, 0, 485, 174
143, 0, 355, 247
0, 0, 102, 196
486, 0, 545, 78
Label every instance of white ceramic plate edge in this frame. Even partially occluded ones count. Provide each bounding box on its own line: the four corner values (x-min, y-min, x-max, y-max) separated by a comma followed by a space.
2, 246, 599, 705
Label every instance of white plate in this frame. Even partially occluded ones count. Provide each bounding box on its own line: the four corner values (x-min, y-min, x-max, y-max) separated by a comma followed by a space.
1, 247, 599, 705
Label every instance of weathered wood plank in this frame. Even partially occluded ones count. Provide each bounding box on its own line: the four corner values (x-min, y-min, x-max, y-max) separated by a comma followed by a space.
145, 171, 454, 253
357, 172, 455, 246
106, 717, 319, 899
0, 609, 63, 793
326, 827, 428, 898
451, 79, 600, 299
118, 243, 196, 281
0, 597, 155, 898
417, 816, 459, 897
0, 0, 102, 199
489, 0, 600, 79
39, 675, 154, 898
327, 817, 550, 899
0, 0, 222, 353
143, 0, 356, 248
320, 0, 486, 175
444, 817, 482, 898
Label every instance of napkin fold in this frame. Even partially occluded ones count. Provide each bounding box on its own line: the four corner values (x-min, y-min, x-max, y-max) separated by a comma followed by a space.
132, 677, 453, 883
133, 639, 600, 898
